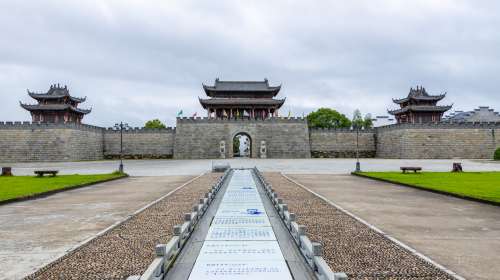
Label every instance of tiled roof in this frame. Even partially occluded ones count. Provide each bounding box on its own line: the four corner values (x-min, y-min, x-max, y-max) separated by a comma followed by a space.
388, 105, 452, 115
20, 103, 91, 114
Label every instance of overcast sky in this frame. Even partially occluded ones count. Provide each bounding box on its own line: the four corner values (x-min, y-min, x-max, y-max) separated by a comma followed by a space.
1, 0, 499, 127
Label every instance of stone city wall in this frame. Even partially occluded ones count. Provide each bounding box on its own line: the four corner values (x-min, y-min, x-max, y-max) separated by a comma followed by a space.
376, 123, 500, 159
0, 122, 104, 163
103, 127, 175, 159
309, 128, 376, 158
2, 120, 500, 162
174, 117, 311, 159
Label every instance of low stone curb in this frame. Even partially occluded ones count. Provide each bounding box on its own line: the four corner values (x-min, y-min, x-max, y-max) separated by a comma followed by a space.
351, 172, 500, 207
0, 174, 129, 206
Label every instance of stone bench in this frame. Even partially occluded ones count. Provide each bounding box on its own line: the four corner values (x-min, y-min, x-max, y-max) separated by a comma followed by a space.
400, 167, 422, 173
34, 170, 59, 177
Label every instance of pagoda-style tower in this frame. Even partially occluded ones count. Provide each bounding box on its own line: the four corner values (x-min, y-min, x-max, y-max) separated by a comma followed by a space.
20, 84, 91, 124
200, 79, 285, 119
388, 86, 452, 124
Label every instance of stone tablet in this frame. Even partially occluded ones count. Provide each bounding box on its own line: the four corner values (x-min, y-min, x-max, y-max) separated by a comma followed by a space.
197, 241, 284, 261
222, 192, 261, 202
188, 260, 293, 280
215, 205, 266, 217
206, 227, 276, 241
212, 216, 271, 227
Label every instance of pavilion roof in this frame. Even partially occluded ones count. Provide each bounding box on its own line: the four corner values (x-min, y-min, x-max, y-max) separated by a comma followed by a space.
202, 79, 281, 97
27, 84, 86, 103
20, 103, 92, 114
393, 86, 446, 104
388, 105, 452, 115
199, 97, 285, 109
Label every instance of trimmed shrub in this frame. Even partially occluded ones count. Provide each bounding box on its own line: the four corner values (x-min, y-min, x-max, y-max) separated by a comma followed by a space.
494, 147, 500, 160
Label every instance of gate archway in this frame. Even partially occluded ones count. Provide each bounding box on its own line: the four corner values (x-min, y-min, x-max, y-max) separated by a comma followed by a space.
232, 132, 252, 158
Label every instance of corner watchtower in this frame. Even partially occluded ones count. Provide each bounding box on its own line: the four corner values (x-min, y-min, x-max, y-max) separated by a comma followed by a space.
388, 86, 452, 124
20, 84, 91, 124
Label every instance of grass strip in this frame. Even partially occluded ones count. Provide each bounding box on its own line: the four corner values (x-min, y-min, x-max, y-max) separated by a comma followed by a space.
356, 172, 500, 204
0, 173, 126, 203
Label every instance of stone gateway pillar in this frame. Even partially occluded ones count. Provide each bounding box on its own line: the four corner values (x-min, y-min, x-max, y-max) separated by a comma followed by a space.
219, 140, 226, 159
260, 140, 267, 158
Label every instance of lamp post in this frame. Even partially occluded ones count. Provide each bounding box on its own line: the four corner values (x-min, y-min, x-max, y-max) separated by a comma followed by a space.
114, 122, 130, 173
355, 125, 361, 172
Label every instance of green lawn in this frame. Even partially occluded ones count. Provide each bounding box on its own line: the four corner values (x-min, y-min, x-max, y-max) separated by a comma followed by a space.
0, 173, 125, 202
358, 172, 500, 203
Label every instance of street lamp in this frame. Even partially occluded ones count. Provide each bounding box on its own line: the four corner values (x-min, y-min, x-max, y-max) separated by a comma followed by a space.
114, 122, 130, 173
355, 125, 361, 172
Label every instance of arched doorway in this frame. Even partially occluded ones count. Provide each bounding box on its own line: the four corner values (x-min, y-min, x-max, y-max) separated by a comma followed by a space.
233, 132, 252, 158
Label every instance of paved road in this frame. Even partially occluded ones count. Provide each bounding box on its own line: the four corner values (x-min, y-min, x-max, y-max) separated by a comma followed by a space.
5, 158, 500, 176
0, 175, 194, 280
287, 174, 500, 280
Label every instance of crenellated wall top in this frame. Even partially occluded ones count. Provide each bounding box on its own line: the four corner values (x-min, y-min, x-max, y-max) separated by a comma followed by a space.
0, 121, 104, 132
104, 126, 175, 133
310, 127, 376, 133
376, 121, 500, 131
176, 117, 308, 124
0, 121, 176, 133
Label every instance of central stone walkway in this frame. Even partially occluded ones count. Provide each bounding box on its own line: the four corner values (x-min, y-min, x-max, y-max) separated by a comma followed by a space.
188, 169, 293, 280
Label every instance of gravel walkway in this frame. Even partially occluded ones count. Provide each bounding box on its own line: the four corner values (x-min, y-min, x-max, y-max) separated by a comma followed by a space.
264, 173, 454, 280
25, 173, 219, 280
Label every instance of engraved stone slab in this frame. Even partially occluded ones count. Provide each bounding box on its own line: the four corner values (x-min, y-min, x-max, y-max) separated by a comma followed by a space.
215, 205, 266, 217
206, 227, 276, 241
197, 241, 284, 261
212, 216, 271, 227
188, 260, 293, 280
222, 192, 261, 203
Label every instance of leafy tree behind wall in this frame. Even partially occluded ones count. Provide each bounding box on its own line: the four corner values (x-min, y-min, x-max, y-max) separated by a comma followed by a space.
352, 109, 364, 129
363, 113, 374, 128
306, 108, 352, 129
144, 119, 166, 129
352, 110, 374, 129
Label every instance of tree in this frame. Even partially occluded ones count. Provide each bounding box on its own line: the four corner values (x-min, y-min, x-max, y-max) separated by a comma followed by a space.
352, 109, 364, 129
363, 113, 374, 129
144, 119, 166, 129
306, 108, 351, 129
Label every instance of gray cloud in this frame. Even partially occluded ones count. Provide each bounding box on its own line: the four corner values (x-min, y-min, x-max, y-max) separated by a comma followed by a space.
1, 0, 499, 127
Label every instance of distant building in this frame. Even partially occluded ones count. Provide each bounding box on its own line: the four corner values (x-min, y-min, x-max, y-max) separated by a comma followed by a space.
20, 84, 91, 124
444, 106, 500, 123
200, 78, 285, 119
388, 86, 452, 124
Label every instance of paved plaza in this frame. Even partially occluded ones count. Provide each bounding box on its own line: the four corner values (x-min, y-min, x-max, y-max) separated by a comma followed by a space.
287, 174, 500, 280
4, 158, 500, 176
0, 175, 194, 280
1, 159, 500, 279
